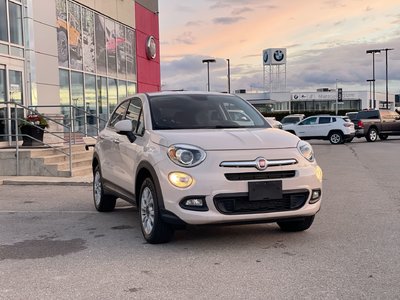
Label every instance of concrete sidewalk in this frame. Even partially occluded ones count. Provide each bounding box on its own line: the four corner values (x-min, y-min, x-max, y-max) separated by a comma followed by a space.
0, 175, 92, 186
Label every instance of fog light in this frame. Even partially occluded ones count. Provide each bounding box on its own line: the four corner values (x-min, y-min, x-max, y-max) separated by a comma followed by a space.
309, 189, 321, 204
168, 172, 193, 188
179, 196, 208, 211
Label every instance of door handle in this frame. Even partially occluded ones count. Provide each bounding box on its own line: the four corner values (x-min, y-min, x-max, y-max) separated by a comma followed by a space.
98, 135, 105, 140
113, 138, 120, 144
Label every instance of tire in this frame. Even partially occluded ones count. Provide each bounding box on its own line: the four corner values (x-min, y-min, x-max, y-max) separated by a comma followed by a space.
328, 131, 343, 144
366, 128, 378, 142
93, 165, 117, 212
57, 30, 68, 62
139, 178, 174, 244
379, 134, 388, 140
277, 216, 315, 232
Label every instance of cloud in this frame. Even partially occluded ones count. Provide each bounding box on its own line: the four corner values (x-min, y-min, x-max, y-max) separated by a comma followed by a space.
186, 20, 204, 27
213, 16, 245, 25
232, 7, 253, 15
174, 32, 196, 45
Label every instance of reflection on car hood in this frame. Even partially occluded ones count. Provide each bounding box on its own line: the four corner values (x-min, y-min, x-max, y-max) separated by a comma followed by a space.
150, 128, 299, 150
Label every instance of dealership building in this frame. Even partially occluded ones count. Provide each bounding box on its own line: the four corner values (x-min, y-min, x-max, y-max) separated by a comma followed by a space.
0, 0, 160, 145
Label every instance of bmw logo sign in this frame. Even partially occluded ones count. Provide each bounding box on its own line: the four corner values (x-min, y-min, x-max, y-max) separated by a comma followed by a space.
274, 50, 284, 62
263, 51, 268, 63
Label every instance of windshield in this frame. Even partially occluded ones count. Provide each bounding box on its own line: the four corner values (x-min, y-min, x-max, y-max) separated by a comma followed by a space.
149, 94, 270, 130
281, 117, 301, 124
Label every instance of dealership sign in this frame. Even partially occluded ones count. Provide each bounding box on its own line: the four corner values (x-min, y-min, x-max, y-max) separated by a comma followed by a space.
291, 91, 360, 101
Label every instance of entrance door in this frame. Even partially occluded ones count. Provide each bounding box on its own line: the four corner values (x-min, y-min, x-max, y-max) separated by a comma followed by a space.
0, 66, 7, 144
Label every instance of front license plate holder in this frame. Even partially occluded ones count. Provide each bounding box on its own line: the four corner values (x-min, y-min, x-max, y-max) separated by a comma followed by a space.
248, 181, 282, 201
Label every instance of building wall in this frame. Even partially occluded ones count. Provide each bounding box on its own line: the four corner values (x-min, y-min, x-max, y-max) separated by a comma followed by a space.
135, 2, 160, 92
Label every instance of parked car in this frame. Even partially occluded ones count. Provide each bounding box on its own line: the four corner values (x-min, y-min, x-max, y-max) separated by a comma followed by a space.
283, 115, 355, 144
280, 114, 305, 125
92, 92, 323, 243
352, 109, 400, 142
345, 111, 358, 121
265, 117, 283, 129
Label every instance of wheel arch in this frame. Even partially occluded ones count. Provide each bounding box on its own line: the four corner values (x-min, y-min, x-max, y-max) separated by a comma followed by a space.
136, 161, 165, 209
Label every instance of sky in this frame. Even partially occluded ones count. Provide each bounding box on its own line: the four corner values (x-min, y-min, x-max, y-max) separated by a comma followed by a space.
158, 0, 400, 96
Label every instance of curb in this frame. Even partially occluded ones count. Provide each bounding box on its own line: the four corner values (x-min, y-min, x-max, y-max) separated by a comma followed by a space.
2, 180, 92, 186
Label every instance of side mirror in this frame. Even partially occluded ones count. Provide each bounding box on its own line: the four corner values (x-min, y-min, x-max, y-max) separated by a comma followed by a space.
115, 119, 133, 132
114, 119, 136, 143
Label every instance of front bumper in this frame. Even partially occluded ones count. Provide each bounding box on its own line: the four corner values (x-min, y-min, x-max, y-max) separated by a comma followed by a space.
155, 148, 322, 225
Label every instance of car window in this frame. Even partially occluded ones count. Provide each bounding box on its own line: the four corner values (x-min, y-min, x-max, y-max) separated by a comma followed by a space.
126, 98, 143, 135
357, 111, 379, 119
108, 100, 129, 128
149, 94, 269, 130
301, 117, 317, 125
318, 117, 331, 124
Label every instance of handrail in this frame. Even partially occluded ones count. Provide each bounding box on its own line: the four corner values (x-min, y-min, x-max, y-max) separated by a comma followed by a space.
0, 101, 103, 177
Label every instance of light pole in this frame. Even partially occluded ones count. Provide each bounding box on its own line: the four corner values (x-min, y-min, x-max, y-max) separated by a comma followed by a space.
226, 58, 231, 94
367, 79, 374, 108
335, 79, 338, 115
381, 48, 394, 109
366, 49, 381, 109
202, 59, 216, 91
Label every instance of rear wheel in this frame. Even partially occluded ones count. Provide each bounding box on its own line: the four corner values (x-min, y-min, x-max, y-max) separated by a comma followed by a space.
139, 178, 174, 244
379, 134, 388, 140
93, 165, 117, 212
328, 132, 343, 144
366, 128, 378, 142
277, 216, 315, 232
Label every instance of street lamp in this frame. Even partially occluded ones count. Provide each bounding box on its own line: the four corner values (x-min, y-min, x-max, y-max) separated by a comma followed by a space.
202, 59, 216, 91
366, 79, 375, 108
366, 49, 381, 109
226, 58, 231, 94
381, 48, 394, 109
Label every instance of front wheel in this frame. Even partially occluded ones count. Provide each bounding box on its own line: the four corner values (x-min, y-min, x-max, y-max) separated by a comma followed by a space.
379, 134, 388, 140
93, 165, 117, 212
329, 132, 343, 144
366, 128, 378, 142
277, 216, 315, 232
139, 178, 174, 244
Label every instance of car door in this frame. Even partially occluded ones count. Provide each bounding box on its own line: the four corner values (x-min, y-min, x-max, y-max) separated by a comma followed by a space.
114, 97, 146, 194
98, 100, 130, 182
295, 117, 318, 138
317, 116, 333, 137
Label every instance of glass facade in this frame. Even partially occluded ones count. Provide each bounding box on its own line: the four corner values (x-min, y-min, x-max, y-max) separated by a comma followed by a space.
55, 0, 137, 133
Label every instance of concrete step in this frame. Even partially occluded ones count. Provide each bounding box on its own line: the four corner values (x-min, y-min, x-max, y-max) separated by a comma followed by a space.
41, 151, 93, 164
29, 144, 89, 158
57, 166, 93, 177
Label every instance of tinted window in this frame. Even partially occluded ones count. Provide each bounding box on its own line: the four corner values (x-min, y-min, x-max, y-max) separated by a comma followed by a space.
126, 98, 143, 134
319, 117, 331, 124
281, 117, 300, 124
357, 111, 379, 119
108, 100, 128, 127
149, 94, 269, 130
301, 117, 317, 125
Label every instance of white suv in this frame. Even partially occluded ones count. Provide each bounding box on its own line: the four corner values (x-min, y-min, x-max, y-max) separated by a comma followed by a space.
92, 92, 323, 243
282, 115, 355, 144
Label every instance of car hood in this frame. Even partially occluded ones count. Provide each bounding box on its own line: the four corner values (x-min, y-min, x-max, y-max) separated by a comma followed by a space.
150, 128, 300, 150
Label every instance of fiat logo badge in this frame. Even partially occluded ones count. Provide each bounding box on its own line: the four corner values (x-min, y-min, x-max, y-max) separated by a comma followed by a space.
256, 157, 268, 170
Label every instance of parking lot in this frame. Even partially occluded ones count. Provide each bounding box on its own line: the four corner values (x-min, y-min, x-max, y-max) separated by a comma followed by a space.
1, 137, 399, 299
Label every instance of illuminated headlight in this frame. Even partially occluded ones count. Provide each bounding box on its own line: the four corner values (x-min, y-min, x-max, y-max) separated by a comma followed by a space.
315, 165, 323, 182
297, 140, 314, 162
168, 172, 194, 188
168, 144, 206, 167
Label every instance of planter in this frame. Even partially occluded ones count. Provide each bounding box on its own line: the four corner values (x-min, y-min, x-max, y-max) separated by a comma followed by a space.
20, 125, 46, 146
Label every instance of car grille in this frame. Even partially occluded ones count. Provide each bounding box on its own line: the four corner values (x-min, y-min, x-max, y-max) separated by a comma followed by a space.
224, 171, 296, 181
213, 190, 309, 215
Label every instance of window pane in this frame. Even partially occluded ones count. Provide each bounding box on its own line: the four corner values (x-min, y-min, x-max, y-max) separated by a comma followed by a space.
118, 80, 126, 100
0, 68, 6, 141
105, 18, 116, 77
125, 28, 136, 80
127, 81, 136, 96
9, 2, 23, 45
82, 8, 95, 73
56, 0, 69, 67
59, 69, 70, 126
10, 46, 23, 57
97, 76, 107, 129
85, 74, 97, 135
68, 1, 83, 70
0, 0, 8, 42
108, 78, 117, 115
0, 43, 8, 54
116, 24, 126, 77
9, 70, 23, 104
71, 71, 84, 132
108, 100, 128, 128
95, 14, 106, 74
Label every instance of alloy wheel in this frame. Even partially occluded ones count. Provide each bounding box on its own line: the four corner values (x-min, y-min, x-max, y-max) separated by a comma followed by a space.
141, 187, 155, 235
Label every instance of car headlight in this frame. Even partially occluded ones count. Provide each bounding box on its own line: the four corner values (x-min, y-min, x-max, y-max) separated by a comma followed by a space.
297, 140, 314, 162
167, 144, 206, 167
